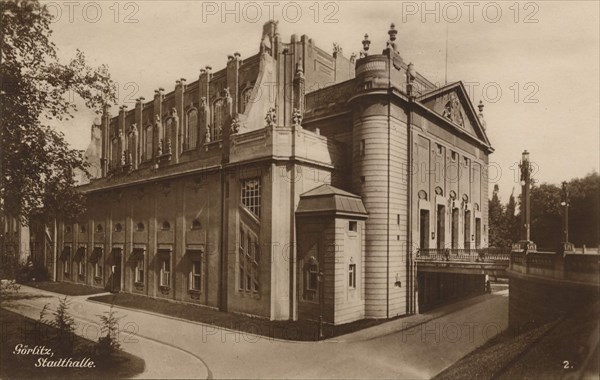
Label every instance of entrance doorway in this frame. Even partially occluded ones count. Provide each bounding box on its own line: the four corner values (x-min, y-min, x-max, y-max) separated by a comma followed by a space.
451, 208, 459, 249
464, 210, 471, 249
475, 218, 482, 248
419, 209, 430, 249
436, 205, 445, 249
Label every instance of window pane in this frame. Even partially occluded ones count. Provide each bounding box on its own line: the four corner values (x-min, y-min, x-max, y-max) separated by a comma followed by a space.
187, 109, 198, 149
241, 178, 261, 218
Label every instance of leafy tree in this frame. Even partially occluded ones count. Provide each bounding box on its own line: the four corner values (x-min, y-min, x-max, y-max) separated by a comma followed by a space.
567, 172, 599, 248
504, 188, 521, 244
489, 184, 509, 247
0, 0, 116, 228
528, 183, 562, 250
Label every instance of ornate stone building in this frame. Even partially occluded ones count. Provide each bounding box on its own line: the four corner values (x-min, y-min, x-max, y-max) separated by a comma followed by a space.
52, 21, 493, 324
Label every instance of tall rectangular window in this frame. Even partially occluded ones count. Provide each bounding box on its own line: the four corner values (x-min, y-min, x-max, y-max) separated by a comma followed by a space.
241, 178, 261, 218
348, 264, 356, 288
186, 108, 198, 150
144, 124, 153, 161
359, 140, 366, 156
160, 258, 170, 287
135, 257, 144, 283
190, 260, 201, 290
94, 261, 102, 278
306, 263, 318, 291
238, 225, 260, 294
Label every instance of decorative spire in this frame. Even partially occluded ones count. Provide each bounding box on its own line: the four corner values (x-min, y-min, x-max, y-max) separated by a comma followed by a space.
478, 100, 485, 113
230, 117, 241, 134
333, 42, 342, 57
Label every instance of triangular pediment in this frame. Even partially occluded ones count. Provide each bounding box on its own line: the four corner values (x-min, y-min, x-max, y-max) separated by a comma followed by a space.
417, 82, 491, 147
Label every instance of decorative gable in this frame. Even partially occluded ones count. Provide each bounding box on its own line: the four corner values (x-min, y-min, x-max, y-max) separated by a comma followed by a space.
417, 82, 491, 147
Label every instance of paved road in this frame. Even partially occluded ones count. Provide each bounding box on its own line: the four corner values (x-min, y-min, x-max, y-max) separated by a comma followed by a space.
2, 286, 508, 379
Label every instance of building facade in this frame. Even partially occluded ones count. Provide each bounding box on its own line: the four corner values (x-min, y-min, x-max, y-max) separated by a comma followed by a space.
52, 21, 493, 324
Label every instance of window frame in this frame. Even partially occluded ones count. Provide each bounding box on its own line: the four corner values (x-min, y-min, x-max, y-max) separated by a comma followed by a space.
135, 256, 145, 284
189, 260, 202, 291
241, 177, 261, 219
159, 258, 170, 287
348, 263, 357, 289
306, 263, 319, 292
185, 107, 199, 151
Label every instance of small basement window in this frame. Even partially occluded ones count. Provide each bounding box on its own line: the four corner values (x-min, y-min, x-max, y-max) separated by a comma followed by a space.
349, 221, 358, 232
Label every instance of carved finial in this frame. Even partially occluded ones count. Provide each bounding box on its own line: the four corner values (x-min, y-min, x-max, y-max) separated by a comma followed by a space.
478, 100, 484, 113
350, 52, 357, 63
223, 87, 231, 99
200, 68, 206, 74
167, 139, 172, 154
265, 107, 277, 127
130, 123, 137, 134
234, 52, 241, 59
227, 54, 234, 62
120, 151, 126, 166
361, 34, 371, 58
387, 23, 398, 52
159, 87, 165, 92
205, 65, 212, 73
200, 97, 207, 107
158, 139, 163, 156
230, 117, 241, 134
292, 108, 303, 127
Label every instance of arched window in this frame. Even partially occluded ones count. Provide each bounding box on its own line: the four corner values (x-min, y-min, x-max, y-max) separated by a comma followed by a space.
163, 118, 173, 152
240, 87, 253, 114
161, 221, 171, 231
95, 224, 103, 233
186, 108, 198, 150
111, 137, 119, 167
212, 99, 223, 141
136, 222, 145, 232
114, 223, 123, 232
144, 124, 153, 161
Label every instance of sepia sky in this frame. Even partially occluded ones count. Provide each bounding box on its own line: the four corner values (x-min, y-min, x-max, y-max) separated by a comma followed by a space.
42, 0, 599, 200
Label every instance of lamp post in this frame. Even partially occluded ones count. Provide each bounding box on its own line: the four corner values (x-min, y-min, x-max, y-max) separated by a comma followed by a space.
318, 269, 324, 340
515, 150, 537, 252
560, 181, 574, 253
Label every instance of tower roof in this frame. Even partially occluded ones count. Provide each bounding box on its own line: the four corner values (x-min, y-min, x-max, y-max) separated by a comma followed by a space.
297, 185, 367, 217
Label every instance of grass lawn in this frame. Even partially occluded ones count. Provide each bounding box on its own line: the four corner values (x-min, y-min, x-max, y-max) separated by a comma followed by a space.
0, 308, 145, 379
89, 292, 402, 341
22, 281, 107, 296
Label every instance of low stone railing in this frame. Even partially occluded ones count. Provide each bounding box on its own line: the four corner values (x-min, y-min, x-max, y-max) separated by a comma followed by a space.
416, 248, 511, 263
509, 251, 600, 286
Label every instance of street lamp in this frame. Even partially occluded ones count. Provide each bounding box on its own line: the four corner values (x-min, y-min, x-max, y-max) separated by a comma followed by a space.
317, 269, 324, 340
560, 181, 574, 253
514, 150, 537, 252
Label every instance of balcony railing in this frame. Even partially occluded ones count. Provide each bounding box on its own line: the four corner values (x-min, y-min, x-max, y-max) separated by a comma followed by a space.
416, 248, 511, 263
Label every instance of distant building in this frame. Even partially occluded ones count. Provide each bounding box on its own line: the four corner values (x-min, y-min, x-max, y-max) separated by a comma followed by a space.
52, 21, 493, 324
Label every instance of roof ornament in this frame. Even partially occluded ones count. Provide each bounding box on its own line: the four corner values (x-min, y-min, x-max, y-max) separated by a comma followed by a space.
333, 42, 343, 57
265, 107, 277, 127
292, 108, 303, 127
360, 34, 371, 58
230, 117, 241, 134
387, 23, 398, 53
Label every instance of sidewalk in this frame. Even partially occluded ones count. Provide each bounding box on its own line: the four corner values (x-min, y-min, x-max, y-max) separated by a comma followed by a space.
3, 284, 509, 379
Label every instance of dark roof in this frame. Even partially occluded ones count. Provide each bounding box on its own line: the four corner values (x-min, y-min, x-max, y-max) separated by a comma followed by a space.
297, 185, 367, 217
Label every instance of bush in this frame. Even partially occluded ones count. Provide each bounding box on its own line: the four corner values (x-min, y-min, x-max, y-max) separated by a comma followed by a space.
96, 304, 124, 358
50, 296, 77, 354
